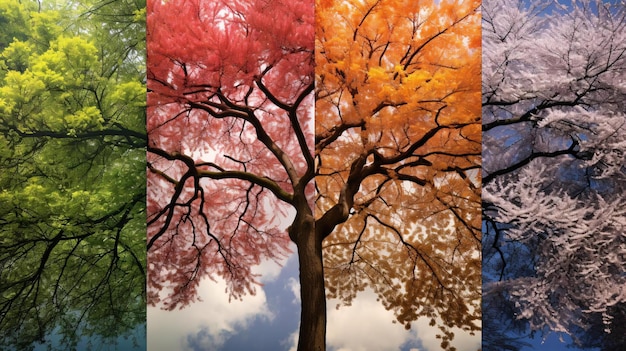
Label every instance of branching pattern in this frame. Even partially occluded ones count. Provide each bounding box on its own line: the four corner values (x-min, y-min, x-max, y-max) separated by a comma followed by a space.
147, 0, 481, 349
0, 0, 146, 350
482, 1, 626, 349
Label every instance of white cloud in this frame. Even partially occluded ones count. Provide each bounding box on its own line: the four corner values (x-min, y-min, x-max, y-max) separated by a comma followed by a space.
148, 246, 296, 351
253, 257, 286, 283
286, 277, 301, 304
284, 329, 299, 351
147, 276, 272, 351
411, 316, 480, 351
326, 289, 411, 351
283, 275, 300, 351
326, 289, 481, 351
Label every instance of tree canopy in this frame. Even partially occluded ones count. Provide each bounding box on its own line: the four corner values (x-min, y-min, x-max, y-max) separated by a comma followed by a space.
482, 1, 626, 350
0, 0, 146, 349
316, 0, 482, 346
146, 0, 317, 346
146, 0, 312, 307
146, 0, 481, 350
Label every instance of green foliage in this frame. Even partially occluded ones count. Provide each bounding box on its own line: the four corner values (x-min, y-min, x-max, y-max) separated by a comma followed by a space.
0, 0, 146, 350
0, 0, 32, 49
1, 39, 32, 72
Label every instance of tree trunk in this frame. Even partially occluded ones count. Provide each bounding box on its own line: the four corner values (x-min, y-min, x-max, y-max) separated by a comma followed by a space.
291, 214, 326, 351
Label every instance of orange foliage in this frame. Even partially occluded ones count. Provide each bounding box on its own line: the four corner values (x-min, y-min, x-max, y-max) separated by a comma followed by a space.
316, 0, 481, 345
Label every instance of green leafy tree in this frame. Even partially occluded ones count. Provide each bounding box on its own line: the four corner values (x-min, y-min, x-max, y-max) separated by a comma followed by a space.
0, 1, 146, 350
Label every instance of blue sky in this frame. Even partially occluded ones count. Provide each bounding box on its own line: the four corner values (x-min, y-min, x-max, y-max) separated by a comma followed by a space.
31, 324, 146, 351
521, 333, 598, 351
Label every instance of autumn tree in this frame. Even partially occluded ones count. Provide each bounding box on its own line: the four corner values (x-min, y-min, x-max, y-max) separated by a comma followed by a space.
316, 0, 481, 349
0, 0, 146, 350
146, 0, 481, 350
482, 1, 626, 350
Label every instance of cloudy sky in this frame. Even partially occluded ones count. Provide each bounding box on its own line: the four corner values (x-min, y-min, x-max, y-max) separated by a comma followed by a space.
147, 247, 481, 351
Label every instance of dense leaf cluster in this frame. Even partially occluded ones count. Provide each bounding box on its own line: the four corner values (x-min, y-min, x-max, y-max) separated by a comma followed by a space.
0, 1, 146, 350
482, 1, 626, 350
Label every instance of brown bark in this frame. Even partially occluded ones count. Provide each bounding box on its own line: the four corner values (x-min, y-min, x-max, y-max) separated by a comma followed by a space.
290, 211, 326, 351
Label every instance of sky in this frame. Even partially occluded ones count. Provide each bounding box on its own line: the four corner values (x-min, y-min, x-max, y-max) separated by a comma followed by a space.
31, 324, 146, 351
147, 249, 481, 351
521, 333, 598, 351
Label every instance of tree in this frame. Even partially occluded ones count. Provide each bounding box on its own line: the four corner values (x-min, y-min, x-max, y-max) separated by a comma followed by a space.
481, 1, 626, 349
0, 1, 146, 350
316, 0, 481, 348
146, 0, 481, 350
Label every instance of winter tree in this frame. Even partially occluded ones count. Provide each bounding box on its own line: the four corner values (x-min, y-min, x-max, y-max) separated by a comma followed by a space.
146, 0, 481, 350
482, 0, 626, 349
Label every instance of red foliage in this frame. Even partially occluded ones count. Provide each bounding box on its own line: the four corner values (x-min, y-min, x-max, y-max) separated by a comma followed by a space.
146, 0, 314, 309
